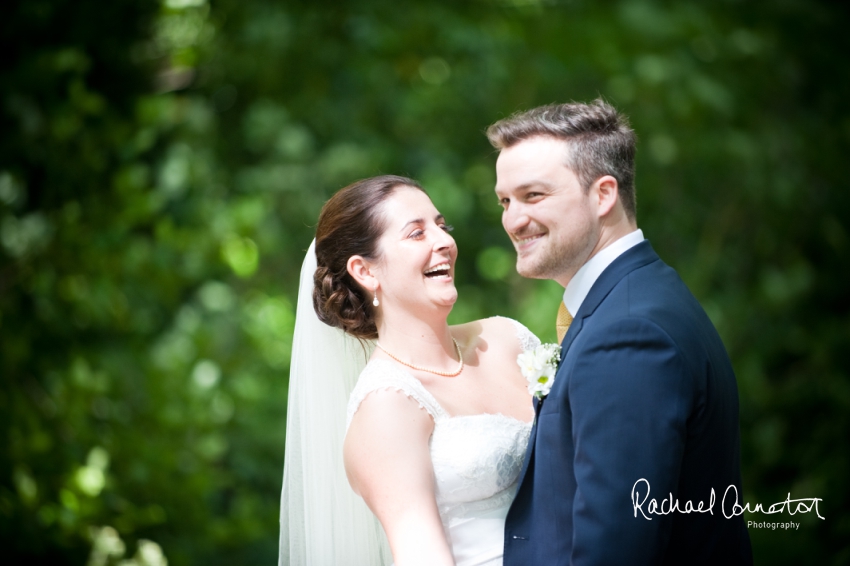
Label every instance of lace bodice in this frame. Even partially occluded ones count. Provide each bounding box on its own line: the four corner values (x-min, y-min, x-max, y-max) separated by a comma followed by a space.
346, 318, 540, 566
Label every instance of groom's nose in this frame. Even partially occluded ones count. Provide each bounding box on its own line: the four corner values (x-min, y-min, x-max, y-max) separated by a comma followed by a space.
502, 202, 530, 235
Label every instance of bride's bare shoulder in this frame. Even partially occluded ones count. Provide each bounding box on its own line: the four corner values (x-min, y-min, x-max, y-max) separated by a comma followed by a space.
451, 316, 528, 354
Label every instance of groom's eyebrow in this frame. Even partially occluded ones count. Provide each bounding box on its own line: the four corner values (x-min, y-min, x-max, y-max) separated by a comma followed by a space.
495, 181, 551, 197
516, 181, 552, 192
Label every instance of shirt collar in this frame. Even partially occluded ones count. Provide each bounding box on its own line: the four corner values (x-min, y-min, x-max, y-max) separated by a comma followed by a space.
562, 229, 645, 317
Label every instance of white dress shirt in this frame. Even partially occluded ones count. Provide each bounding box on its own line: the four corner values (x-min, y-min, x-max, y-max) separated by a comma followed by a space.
562, 229, 645, 317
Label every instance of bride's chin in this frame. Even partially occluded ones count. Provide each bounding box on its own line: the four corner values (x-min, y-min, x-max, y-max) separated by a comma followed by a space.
424, 293, 457, 310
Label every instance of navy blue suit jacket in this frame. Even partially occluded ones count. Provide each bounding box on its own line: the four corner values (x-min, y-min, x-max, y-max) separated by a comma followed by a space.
504, 241, 752, 565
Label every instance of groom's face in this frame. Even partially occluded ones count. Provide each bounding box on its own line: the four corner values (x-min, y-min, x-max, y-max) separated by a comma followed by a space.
495, 136, 599, 286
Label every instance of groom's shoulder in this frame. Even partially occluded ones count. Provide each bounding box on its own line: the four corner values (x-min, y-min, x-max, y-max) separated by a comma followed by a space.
624, 255, 701, 309
586, 248, 707, 328
593, 241, 691, 311
610, 256, 721, 343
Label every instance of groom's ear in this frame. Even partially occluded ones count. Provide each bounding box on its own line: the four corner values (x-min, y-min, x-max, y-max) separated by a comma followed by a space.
593, 175, 620, 218
347, 255, 378, 292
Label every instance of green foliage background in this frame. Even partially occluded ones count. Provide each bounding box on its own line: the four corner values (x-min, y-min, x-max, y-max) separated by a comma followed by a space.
2, 0, 848, 564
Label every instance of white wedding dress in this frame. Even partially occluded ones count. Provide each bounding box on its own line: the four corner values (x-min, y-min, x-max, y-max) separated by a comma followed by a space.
346, 318, 540, 566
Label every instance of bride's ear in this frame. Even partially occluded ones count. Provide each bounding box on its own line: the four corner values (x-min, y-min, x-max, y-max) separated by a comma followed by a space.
347, 255, 378, 293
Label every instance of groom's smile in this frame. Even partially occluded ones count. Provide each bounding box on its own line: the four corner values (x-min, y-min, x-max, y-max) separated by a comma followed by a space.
515, 233, 545, 246
512, 230, 547, 255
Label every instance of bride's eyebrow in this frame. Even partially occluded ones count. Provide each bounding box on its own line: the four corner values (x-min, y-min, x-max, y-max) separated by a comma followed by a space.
398, 214, 445, 232
399, 218, 424, 232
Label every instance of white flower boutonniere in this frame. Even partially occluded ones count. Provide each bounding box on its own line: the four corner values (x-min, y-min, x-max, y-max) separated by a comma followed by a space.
517, 343, 561, 399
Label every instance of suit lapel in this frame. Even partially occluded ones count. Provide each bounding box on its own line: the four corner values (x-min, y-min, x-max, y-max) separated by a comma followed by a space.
560, 240, 660, 360
514, 241, 661, 491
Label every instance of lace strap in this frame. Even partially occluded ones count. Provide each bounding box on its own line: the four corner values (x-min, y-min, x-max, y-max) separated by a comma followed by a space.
493, 316, 542, 352
346, 360, 449, 429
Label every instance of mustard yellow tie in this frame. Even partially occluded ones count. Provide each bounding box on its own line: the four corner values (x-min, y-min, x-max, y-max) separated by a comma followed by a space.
556, 301, 573, 344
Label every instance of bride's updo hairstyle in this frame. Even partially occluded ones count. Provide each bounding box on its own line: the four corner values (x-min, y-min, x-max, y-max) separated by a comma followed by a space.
313, 175, 424, 340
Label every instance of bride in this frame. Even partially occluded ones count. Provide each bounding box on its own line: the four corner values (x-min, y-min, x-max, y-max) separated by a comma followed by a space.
279, 175, 540, 566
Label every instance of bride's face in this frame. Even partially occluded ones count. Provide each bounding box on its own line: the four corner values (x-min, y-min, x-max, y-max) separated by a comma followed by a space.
372, 186, 458, 315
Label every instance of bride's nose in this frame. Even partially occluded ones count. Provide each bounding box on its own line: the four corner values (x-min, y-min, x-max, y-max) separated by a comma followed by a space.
433, 228, 455, 252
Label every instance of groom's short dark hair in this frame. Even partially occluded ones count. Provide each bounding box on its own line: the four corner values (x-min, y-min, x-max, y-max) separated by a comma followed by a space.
486, 99, 637, 219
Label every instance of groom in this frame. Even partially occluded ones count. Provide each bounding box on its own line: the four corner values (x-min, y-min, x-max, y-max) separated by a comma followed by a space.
488, 100, 753, 565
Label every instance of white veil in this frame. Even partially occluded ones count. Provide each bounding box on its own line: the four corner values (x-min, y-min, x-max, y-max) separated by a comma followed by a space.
279, 239, 392, 566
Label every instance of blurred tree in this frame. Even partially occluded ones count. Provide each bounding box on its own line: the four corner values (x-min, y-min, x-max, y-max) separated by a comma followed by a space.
1, 0, 848, 564
1, 1, 166, 563
1, 0, 290, 563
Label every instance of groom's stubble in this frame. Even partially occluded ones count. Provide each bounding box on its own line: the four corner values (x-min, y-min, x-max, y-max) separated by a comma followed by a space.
514, 213, 599, 284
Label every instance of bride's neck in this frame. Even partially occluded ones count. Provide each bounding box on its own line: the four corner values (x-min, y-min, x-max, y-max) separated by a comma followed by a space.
375, 308, 455, 364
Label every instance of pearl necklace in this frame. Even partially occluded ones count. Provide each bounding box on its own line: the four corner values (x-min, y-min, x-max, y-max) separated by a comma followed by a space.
375, 337, 464, 377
